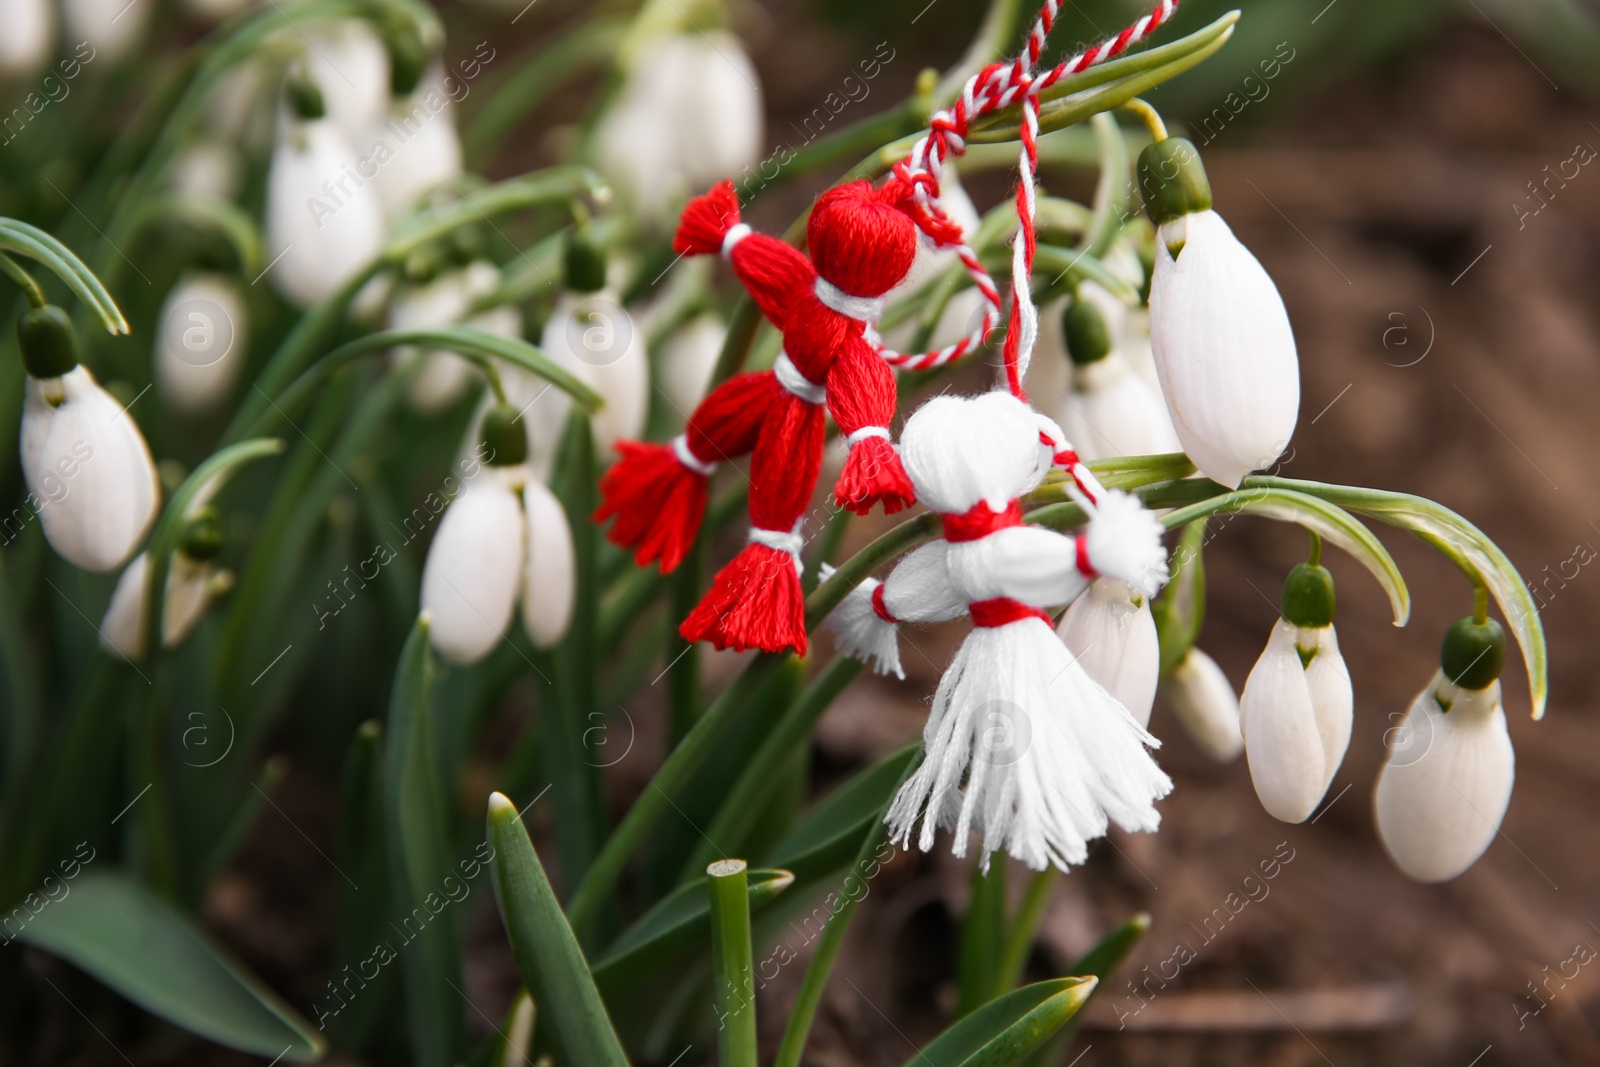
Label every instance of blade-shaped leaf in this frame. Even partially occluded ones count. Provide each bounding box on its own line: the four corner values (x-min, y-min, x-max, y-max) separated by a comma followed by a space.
1160, 487, 1411, 627
1021, 913, 1151, 1067
0, 217, 127, 333
906, 977, 1097, 1067
19, 873, 325, 1059
592, 867, 794, 993
1249, 476, 1547, 718
487, 792, 629, 1067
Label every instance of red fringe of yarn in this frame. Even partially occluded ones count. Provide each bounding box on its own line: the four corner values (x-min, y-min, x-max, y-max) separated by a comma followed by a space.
674, 180, 742, 256
679, 544, 808, 656
835, 436, 914, 515
593, 441, 707, 572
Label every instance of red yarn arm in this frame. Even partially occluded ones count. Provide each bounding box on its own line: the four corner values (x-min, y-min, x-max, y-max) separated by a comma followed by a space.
728, 234, 816, 330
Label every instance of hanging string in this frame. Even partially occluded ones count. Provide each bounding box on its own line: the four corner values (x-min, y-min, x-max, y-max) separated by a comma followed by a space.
875, 0, 1180, 394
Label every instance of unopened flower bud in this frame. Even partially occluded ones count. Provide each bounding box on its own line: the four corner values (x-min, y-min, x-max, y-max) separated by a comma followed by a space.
17, 305, 79, 380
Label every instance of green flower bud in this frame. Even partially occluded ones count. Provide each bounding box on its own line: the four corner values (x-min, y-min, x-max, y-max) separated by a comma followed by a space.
1137, 137, 1212, 228
1441, 616, 1505, 691
286, 73, 325, 121
1280, 562, 1335, 629
179, 507, 224, 561
565, 234, 607, 294
480, 404, 529, 466
449, 225, 486, 267
1062, 297, 1112, 366
403, 246, 444, 285
17, 305, 80, 379
385, 28, 427, 96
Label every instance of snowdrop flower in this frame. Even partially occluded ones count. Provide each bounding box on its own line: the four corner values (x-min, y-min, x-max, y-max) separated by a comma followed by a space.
1162, 647, 1244, 761
168, 141, 244, 201
1052, 296, 1179, 462
1239, 562, 1352, 822
390, 260, 519, 413
657, 312, 726, 418
303, 20, 391, 137
1057, 578, 1160, 728
63, 0, 147, 62
100, 508, 230, 660
264, 80, 386, 309
0, 0, 52, 76
18, 306, 159, 572
594, 31, 762, 225
420, 406, 575, 664
364, 63, 465, 219
1140, 137, 1299, 487
1376, 616, 1514, 883
155, 272, 248, 414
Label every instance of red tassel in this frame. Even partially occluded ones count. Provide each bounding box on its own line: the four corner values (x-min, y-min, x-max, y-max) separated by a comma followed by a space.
593, 441, 708, 572
679, 544, 808, 655
835, 436, 914, 515
673, 179, 742, 256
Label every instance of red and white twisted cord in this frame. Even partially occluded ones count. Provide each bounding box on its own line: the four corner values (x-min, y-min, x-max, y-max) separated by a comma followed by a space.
873, 0, 1180, 382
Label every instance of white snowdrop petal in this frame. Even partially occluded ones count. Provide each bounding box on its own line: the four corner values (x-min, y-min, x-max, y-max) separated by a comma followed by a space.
539, 292, 644, 456
99, 554, 214, 660
0, 0, 53, 76
63, 0, 146, 61
305, 21, 390, 136
1375, 676, 1514, 883
265, 119, 386, 308
657, 313, 725, 416
1055, 351, 1181, 462
520, 480, 574, 649
365, 65, 465, 218
1056, 579, 1160, 727
22, 368, 160, 572
1240, 619, 1326, 822
1150, 209, 1298, 488
100, 553, 150, 660
419, 471, 525, 664
156, 273, 249, 414
1163, 648, 1244, 762
1301, 624, 1353, 794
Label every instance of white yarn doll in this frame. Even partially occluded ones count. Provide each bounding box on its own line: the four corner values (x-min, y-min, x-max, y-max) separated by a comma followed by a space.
824, 390, 1173, 872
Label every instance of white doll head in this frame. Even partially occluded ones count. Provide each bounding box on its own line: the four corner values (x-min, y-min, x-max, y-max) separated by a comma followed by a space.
900, 390, 1045, 515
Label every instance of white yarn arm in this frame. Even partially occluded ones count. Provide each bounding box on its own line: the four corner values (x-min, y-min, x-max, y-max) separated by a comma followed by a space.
880, 541, 968, 623
953, 526, 1092, 608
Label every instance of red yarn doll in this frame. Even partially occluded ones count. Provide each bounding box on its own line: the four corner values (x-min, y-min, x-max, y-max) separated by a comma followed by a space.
596, 177, 953, 656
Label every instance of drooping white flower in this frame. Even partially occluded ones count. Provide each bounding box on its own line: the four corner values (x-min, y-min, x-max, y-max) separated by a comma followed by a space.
537, 289, 647, 456
1056, 578, 1160, 727
1055, 351, 1180, 462
520, 479, 574, 649
390, 260, 517, 413
264, 116, 385, 308
1375, 673, 1514, 882
1141, 138, 1298, 488
168, 141, 243, 201
1162, 647, 1244, 761
62, 0, 147, 62
99, 551, 226, 660
0, 0, 52, 76
656, 312, 726, 418
155, 272, 249, 414
1239, 618, 1352, 822
594, 31, 762, 225
21, 366, 159, 572
419, 465, 527, 665
364, 63, 465, 219
303, 20, 391, 137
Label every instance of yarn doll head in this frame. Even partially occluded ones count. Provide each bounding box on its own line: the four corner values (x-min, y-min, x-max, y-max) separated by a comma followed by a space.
900, 391, 1046, 515
806, 178, 920, 299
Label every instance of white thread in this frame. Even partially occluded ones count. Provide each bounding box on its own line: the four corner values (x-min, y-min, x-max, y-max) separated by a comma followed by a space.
773, 351, 826, 405
748, 522, 805, 575
814, 277, 885, 322
671, 434, 716, 476
721, 223, 751, 259
846, 426, 890, 446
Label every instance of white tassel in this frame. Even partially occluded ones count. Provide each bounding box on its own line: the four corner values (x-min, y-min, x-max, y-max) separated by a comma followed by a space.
1081, 489, 1169, 600
818, 563, 902, 679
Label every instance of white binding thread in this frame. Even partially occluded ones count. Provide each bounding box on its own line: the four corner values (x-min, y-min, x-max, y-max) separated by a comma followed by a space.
773, 351, 827, 405
814, 277, 885, 322
846, 426, 891, 447
748, 522, 805, 575
721, 223, 752, 259
671, 434, 716, 477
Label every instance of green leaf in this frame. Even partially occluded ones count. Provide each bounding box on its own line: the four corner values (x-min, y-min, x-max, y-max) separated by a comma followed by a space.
707, 860, 759, 1067
384, 615, 466, 1063
1153, 520, 1208, 678
385, 167, 608, 259
768, 745, 918, 879
486, 792, 629, 1067
1249, 476, 1547, 718
592, 868, 794, 993
1160, 486, 1411, 627
139, 194, 264, 274
907, 977, 1098, 1067
0, 217, 128, 333
1022, 913, 1151, 1067
18, 873, 325, 1059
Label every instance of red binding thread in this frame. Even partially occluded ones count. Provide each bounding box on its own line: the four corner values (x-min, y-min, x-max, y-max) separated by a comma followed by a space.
969, 597, 1053, 628
942, 500, 1024, 542
871, 583, 897, 623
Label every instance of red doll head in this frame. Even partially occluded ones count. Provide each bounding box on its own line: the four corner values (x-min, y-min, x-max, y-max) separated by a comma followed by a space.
807, 179, 920, 299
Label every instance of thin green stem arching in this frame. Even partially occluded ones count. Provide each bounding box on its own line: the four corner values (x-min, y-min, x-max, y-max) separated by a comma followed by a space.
0, 252, 46, 308
1119, 97, 1168, 143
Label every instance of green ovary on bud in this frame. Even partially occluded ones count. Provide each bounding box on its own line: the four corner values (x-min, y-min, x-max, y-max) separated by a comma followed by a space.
384, 27, 427, 96
1281, 562, 1335, 630
286, 73, 326, 121
17, 305, 80, 379
480, 404, 529, 467
565, 234, 607, 294
1062, 297, 1111, 366
1137, 137, 1212, 228
178, 507, 224, 562
1441, 616, 1506, 691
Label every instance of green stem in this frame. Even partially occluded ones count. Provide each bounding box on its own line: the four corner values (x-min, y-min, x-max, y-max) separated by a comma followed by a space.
996, 869, 1058, 992
1119, 97, 1167, 142
1308, 530, 1323, 567
707, 860, 759, 1067
1474, 582, 1490, 625
0, 252, 45, 308
957, 862, 1007, 1016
